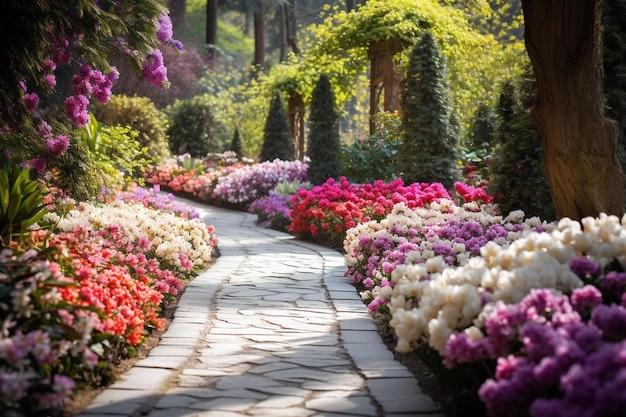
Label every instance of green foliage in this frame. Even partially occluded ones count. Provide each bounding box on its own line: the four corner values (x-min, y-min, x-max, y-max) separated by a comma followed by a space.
340, 111, 402, 183
260, 91, 294, 162
488, 73, 555, 220
307, 75, 342, 185
398, 31, 459, 189
97, 125, 150, 184
0, 161, 48, 246
298, 0, 526, 127
166, 94, 227, 157
273, 179, 310, 196
466, 102, 497, 149
93, 95, 170, 164
230, 127, 244, 159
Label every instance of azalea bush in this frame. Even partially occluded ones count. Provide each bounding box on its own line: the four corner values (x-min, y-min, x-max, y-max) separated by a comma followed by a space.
288, 177, 476, 248
345, 202, 550, 313
0, 247, 100, 416
361, 212, 626, 416
248, 179, 311, 231
1, 184, 216, 415
145, 155, 308, 210
211, 159, 308, 208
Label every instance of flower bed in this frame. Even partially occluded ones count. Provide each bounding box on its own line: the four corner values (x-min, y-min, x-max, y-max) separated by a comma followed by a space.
1, 186, 216, 415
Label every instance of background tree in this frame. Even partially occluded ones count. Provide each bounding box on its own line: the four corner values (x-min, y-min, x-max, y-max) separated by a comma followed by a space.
522, 0, 625, 219
398, 31, 459, 189
307, 74, 341, 185
488, 74, 555, 220
260, 91, 294, 161
466, 102, 496, 150
230, 126, 244, 159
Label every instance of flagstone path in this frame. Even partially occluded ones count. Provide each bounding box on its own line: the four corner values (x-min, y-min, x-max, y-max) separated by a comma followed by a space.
77, 199, 444, 417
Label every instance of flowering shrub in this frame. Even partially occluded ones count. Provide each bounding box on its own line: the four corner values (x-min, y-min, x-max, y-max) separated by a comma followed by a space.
48, 199, 215, 278
445, 287, 626, 417
289, 177, 452, 248
248, 179, 311, 231
0, 248, 99, 416
0, 187, 218, 413
212, 159, 308, 208
345, 202, 549, 311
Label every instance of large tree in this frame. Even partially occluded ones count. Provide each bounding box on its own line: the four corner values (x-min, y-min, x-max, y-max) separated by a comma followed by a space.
522, 0, 625, 219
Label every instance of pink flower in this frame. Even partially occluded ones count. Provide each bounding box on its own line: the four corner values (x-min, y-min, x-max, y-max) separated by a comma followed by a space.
31, 157, 47, 174
142, 49, 168, 88
64, 95, 90, 126
46, 135, 70, 158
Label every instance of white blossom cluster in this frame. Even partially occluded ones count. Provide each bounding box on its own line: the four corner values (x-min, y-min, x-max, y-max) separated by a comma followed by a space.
48, 200, 215, 271
388, 213, 626, 354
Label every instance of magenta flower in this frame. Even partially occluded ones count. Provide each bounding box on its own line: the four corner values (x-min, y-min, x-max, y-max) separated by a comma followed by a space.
46, 135, 70, 159
64, 95, 90, 126
142, 49, 168, 87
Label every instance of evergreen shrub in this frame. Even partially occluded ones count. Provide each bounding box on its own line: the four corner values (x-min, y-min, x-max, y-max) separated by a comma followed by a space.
166, 94, 226, 157
93, 95, 170, 164
307, 74, 341, 185
260, 91, 294, 162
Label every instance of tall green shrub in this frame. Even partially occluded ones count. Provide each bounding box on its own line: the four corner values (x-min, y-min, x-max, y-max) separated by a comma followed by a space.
466, 102, 496, 150
307, 74, 341, 185
398, 31, 459, 189
93, 95, 170, 164
260, 91, 294, 162
230, 127, 244, 160
488, 72, 555, 220
166, 95, 225, 157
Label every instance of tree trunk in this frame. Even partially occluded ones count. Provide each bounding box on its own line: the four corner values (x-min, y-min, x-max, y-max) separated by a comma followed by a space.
167, 0, 186, 27
206, 0, 218, 67
286, 0, 300, 54
522, 0, 625, 220
253, 1, 265, 72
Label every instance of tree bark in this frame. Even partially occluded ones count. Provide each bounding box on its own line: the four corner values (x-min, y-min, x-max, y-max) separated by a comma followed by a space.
167, 0, 186, 27
206, 0, 218, 67
253, 1, 265, 72
522, 0, 625, 220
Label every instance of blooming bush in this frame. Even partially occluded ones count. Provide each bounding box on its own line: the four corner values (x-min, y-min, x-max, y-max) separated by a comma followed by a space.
248, 179, 311, 231
212, 159, 308, 208
0, 248, 99, 416
289, 177, 453, 248
445, 287, 626, 417
345, 202, 550, 311
0, 186, 218, 414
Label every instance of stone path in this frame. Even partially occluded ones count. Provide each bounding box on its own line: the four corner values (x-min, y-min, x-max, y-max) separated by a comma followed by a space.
77, 200, 443, 417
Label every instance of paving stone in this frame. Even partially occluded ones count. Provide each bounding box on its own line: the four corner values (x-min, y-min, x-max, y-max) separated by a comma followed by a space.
367, 378, 441, 414
248, 407, 316, 416
305, 395, 378, 416
135, 355, 188, 369
109, 367, 172, 390
153, 394, 197, 409
189, 397, 257, 412
253, 395, 305, 408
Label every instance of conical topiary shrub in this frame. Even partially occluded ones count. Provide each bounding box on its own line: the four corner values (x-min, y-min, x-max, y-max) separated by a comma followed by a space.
260, 91, 294, 162
398, 31, 459, 189
307, 74, 341, 185
488, 70, 555, 220
230, 126, 244, 160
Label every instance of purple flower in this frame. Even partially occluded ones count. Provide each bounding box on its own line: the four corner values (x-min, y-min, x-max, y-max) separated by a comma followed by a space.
142, 49, 168, 88
64, 95, 90, 126
591, 304, 626, 339
601, 271, 626, 298
30, 157, 47, 174
570, 285, 602, 313
156, 14, 173, 44
570, 257, 601, 278
46, 135, 70, 158
23, 92, 39, 112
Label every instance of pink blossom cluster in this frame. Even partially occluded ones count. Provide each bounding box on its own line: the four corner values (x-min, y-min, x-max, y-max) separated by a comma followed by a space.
288, 177, 452, 247
65, 63, 119, 126
0, 248, 99, 415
